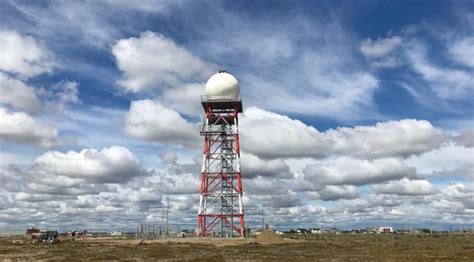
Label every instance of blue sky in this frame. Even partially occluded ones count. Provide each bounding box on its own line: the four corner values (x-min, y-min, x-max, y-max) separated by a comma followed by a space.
0, 0, 473, 232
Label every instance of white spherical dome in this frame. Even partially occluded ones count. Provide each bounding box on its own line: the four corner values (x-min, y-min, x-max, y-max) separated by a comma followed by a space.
205, 72, 240, 99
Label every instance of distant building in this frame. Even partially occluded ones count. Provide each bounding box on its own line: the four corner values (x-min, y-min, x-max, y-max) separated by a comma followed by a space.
178, 229, 194, 238
25, 228, 40, 235
89, 231, 108, 237
25, 228, 41, 242
310, 228, 321, 234
421, 228, 432, 234
378, 227, 393, 234
44, 231, 58, 242
395, 229, 410, 234
352, 229, 367, 234
367, 227, 378, 234
28, 230, 58, 243
109, 231, 123, 237
296, 228, 306, 235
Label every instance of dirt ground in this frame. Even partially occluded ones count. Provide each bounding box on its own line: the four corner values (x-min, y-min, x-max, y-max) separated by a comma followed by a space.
0, 234, 473, 261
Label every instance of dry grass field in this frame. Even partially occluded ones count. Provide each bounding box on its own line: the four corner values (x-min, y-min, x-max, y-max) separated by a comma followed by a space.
0, 233, 473, 261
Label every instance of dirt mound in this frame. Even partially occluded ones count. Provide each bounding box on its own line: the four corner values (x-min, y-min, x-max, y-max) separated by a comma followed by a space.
254, 230, 286, 244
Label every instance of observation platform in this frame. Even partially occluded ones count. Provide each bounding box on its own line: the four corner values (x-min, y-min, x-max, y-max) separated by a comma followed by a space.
201, 95, 243, 113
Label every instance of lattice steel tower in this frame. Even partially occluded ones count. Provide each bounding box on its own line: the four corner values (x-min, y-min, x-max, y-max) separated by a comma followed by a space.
196, 71, 245, 237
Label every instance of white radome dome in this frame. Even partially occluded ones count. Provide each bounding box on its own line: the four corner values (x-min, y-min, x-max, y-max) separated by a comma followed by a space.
205, 72, 240, 99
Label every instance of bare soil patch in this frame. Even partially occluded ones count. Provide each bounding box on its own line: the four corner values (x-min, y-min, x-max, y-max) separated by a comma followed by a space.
255, 230, 286, 244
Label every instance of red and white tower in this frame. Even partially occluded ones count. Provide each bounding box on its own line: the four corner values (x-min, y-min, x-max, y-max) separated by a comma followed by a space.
196, 71, 245, 237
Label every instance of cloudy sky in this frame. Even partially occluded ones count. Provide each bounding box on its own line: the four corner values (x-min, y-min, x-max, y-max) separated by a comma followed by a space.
0, 0, 473, 232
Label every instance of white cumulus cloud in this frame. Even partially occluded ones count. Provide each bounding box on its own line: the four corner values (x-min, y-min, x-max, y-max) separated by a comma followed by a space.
124, 99, 199, 147
0, 107, 58, 148
318, 185, 359, 201
444, 183, 474, 200
373, 178, 438, 196
0, 30, 55, 79
240, 107, 447, 159
241, 152, 292, 179
302, 157, 415, 186
161, 82, 204, 116
112, 31, 215, 92
0, 72, 40, 113
405, 143, 474, 177
32, 146, 144, 184
239, 107, 330, 159
325, 118, 447, 158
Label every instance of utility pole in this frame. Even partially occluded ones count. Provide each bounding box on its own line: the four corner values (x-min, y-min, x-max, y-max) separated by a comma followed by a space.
166, 199, 169, 236
261, 206, 265, 231
161, 209, 164, 225
160, 209, 164, 236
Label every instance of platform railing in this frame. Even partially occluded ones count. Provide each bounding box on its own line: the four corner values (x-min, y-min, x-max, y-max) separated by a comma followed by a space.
201, 95, 241, 102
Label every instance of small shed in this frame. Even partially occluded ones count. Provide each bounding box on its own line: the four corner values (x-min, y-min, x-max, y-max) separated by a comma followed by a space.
25, 228, 41, 242
39, 231, 59, 243
379, 227, 394, 233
